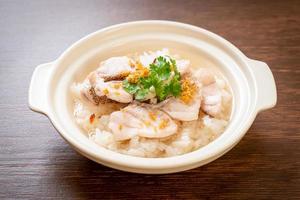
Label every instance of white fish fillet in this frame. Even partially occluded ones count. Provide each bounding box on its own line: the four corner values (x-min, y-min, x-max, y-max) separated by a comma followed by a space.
95, 56, 134, 79
94, 79, 133, 103
108, 104, 178, 141
158, 83, 202, 121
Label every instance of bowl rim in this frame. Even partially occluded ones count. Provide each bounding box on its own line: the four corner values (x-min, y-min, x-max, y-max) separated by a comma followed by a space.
46, 20, 259, 171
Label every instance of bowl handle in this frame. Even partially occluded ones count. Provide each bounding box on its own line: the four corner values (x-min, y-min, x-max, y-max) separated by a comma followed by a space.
247, 58, 277, 112
28, 62, 53, 115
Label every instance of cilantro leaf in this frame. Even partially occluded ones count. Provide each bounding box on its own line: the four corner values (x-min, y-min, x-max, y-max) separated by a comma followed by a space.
135, 88, 149, 100
123, 55, 182, 102
123, 79, 140, 94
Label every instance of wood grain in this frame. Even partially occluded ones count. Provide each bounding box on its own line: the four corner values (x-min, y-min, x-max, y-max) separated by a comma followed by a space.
0, 0, 299, 199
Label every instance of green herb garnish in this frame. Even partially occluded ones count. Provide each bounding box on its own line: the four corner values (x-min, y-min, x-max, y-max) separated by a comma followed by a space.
123, 56, 181, 101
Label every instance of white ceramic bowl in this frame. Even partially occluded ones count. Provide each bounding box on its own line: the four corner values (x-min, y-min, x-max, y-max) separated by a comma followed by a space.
28, 21, 277, 174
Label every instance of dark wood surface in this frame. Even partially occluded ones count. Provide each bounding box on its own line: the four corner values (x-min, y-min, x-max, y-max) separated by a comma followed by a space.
0, 0, 299, 199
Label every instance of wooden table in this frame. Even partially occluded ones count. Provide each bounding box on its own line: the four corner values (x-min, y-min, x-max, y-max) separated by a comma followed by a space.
1, 0, 299, 199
